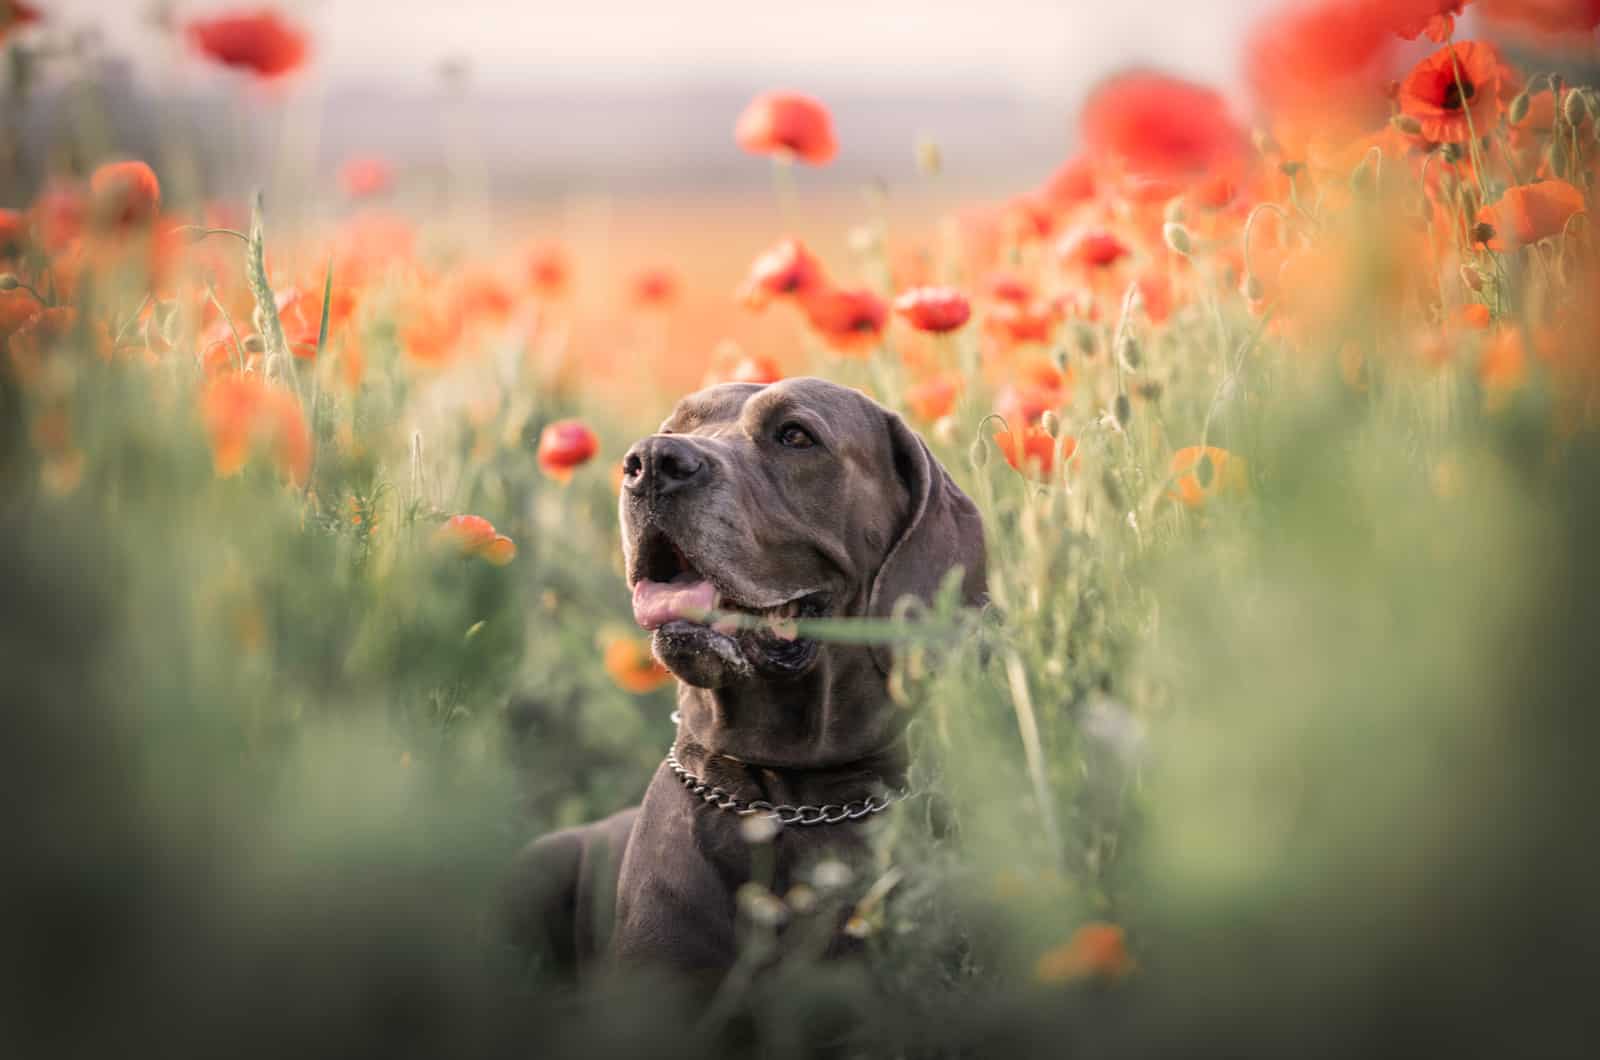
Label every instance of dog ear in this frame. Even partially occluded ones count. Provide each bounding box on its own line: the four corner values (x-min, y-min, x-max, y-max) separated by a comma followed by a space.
867, 411, 988, 675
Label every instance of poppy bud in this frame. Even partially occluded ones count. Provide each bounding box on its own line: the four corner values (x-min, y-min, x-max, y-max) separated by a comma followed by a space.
1051, 345, 1070, 372
1114, 394, 1132, 428
1162, 223, 1192, 256
1195, 452, 1215, 488
1460, 265, 1485, 293
916, 136, 942, 177
1509, 90, 1530, 126
1244, 274, 1265, 301
1163, 199, 1186, 225
968, 436, 990, 470
1392, 114, 1423, 136
1279, 161, 1303, 178
0, 273, 17, 291
1349, 160, 1374, 197
1074, 322, 1096, 356
1101, 469, 1125, 509
1564, 89, 1589, 127
1040, 410, 1061, 438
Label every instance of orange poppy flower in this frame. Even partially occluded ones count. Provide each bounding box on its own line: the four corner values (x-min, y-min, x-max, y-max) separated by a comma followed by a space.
1478, 328, 1529, 405
526, 243, 570, 297
1382, 0, 1469, 41
89, 160, 160, 231
1478, 0, 1600, 38
1475, 179, 1587, 250
801, 287, 887, 356
8, 307, 105, 383
986, 272, 1033, 304
1080, 71, 1246, 182
30, 180, 86, 256
1169, 445, 1248, 508
1457, 302, 1493, 329
0, 2, 41, 42
1245, 0, 1394, 130
734, 91, 838, 165
1037, 154, 1098, 210
186, 9, 310, 79
1035, 922, 1134, 984
1397, 41, 1505, 144
537, 419, 599, 482
739, 237, 826, 309
602, 633, 672, 695
338, 155, 392, 199
400, 295, 463, 368
905, 374, 963, 422
984, 300, 1060, 348
993, 424, 1073, 478
703, 348, 783, 387
434, 514, 517, 565
200, 374, 312, 484
631, 267, 679, 308
1056, 226, 1130, 270
893, 286, 971, 333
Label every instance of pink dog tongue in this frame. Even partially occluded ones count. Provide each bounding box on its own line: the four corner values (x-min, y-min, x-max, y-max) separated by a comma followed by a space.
632, 578, 717, 630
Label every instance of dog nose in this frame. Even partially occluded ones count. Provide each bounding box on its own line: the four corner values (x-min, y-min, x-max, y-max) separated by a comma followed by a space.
623, 436, 708, 497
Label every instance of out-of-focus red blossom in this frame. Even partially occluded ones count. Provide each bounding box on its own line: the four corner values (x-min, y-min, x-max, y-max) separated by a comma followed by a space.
527, 243, 570, 296
454, 270, 515, 324
186, 9, 310, 79
89, 160, 161, 230
338, 156, 392, 199
30, 181, 86, 255
703, 348, 784, 387
1397, 41, 1505, 144
734, 91, 838, 165
893, 286, 971, 333
1057, 226, 1130, 269
1381, 0, 1471, 41
1038, 155, 1098, 210
1458, 302, 1493, 329
994, 424, 1073, 478
1245, 0, 1395, 133
201, 373, 312, 484
801, 287, 888, 356
1169, 445, 1248, 508
0, 208, 26, 258
986, 272, 1033, 304
631, 267, 679, 308
985, 299, 1060, 347
401, 294, 463, 368
1080, 71, 1247, 182
537, 419, 600, 482
1478, 0, 1600, 39
0, 2, 40, 41
434, 514, 517, 565
276, 283, 359, 358
603, 632, 671, 694
739, 238, 826, 309
995, 356, 1071, 426
8, 307, 109, 382
1035, 922, 1135, 984
1476, 179, 1587, 249
905, 373, 962, 421
1133, 271, 1175, 326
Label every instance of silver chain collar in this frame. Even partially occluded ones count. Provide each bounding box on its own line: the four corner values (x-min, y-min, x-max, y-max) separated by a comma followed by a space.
665, 712, 909, 827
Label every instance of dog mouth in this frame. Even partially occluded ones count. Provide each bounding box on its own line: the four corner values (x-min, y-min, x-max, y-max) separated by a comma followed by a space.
629, 527, 828, 676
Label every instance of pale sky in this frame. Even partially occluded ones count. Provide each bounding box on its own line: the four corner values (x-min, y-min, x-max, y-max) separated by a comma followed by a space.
58, 0, 1284, 98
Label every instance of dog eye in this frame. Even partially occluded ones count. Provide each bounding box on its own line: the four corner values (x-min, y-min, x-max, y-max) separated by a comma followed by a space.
776, 423, 816, 450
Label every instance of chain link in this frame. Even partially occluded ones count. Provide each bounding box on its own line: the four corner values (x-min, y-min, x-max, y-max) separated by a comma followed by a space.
663, 746, 909, 827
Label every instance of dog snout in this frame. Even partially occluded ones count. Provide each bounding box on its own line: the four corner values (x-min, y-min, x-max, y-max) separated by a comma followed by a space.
623, 436, 710, 498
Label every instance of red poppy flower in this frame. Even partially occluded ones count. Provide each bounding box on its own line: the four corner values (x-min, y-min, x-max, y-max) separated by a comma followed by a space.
734, 91, 837, 165
739, 238, 826, 309
186, 9, 310, 79
1057, 226, 1130, 269
893, 286, 971, 333
1245, 1, 1395, 127
0, 2, 40, 42
29, 181, 86, 255
631, 267, 679, 307
89, 160, 161, 230
537, 419, 599, 482
1475, 179, 1587, 249
527, 243, 570, 297
9, 308, 80, 382
1380, 0, 1470, 41
200, 374, 312, 484
905, 374, 962, 421
994, 424, 1074, 478
0, 208, 26, 259
703, 347, 783, 387
1397, 41, 1505, 144
1038, 154, 1098, 210
986, 272, 1033, 304
1478, 0, 1600, 38
434, 514, 516, 565
1080, 71, 1247, 182
338, 155, 392, 199
801, 287, 888, 356
984, 300, 1060, 347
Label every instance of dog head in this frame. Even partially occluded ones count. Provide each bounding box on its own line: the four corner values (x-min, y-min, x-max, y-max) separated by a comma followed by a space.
620, 377, 986, 766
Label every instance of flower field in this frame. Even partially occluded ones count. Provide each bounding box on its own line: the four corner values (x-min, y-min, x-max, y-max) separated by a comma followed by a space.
5, 2, 1600, 1057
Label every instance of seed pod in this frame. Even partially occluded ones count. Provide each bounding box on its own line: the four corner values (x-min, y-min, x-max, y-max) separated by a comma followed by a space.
1393, 114, 1423, 136
1117, 332, 1141, 371
1113, 393, 1132, 428
1162, 222, 1193, 256
968, 436, 990, 471
1279, 160, 1303, 178
1509, 90, 1531, 126
1472, 222, 1497, 246
1565, 88, 1589, 127
1244, 274, 1265, 301
1135, 380, 1164, 402
1074, 322, 1096, 356
1440, 142, 1463, 164
1040, 410, 1061, 438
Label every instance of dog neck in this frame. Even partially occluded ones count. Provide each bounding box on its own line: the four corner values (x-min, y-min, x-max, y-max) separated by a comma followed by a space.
671, 643, 906, 773
670, 720, 908, 815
